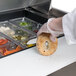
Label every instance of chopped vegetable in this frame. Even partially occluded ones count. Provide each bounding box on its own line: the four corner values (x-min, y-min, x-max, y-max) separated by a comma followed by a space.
4, 45, 22, 56
0, 39, 8, 45
13, 35, 28, 41
20, 22, 30, 26
26, 44, 35, 48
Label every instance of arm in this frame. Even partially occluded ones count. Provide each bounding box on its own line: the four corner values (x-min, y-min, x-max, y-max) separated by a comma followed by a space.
37, 8, 76, 44
62, 8, 76, 44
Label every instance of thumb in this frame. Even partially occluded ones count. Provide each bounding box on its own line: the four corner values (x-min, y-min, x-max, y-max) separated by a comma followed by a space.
37, 30, 42, 37
50, 35, 56, 42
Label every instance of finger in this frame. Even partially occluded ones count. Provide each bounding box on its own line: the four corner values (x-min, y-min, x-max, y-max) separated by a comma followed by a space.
37, 30, 47, 37
37, 23, 47, 36
37, 30, 42, 37
50, 35, 56, 42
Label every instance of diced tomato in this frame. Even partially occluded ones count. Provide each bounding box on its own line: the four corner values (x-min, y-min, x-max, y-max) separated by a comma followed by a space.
0, 39, 8, 45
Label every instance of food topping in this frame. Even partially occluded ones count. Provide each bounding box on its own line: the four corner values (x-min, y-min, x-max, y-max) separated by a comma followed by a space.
0, 26, 15, 36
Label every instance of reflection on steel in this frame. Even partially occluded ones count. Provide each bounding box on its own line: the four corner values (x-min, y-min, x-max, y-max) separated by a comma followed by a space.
0, 0, 51, 12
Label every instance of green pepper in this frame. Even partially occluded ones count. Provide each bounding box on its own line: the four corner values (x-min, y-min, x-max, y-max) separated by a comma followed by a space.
19, 22, 30, 26
19, 22, 32, 30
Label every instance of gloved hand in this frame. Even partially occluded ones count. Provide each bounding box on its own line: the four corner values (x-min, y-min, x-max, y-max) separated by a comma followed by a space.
37, 17, 63, 42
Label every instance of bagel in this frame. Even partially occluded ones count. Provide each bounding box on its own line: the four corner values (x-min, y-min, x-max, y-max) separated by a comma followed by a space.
36, 33, 58, 56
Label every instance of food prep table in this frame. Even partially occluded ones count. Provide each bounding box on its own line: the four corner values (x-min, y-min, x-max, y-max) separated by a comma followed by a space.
0, 0, 76, 76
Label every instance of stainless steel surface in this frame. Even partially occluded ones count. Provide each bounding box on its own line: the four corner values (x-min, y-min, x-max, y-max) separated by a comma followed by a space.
0, 0, 25, 12
49, 8, 66, 18
29, 0, 51, 14
0, 0, 51, 13
29, 0, 50, 6
48, 62, 76, 76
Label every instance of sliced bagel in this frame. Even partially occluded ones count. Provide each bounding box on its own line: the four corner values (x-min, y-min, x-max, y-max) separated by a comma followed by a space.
36, 33, 58, 56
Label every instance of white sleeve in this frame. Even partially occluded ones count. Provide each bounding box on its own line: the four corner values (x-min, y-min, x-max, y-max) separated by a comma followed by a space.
62, 8, 76, 45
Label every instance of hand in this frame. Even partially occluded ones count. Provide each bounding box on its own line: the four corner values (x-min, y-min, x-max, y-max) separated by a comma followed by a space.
37, 17, 63, 42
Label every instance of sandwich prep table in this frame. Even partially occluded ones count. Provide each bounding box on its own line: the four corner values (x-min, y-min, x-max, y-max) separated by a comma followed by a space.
0, 0, 75, 76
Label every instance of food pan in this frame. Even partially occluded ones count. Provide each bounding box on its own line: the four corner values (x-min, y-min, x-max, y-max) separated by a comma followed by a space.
0, 32, 22, 57
0, 21, 36, 49
10, 17, 42, 33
